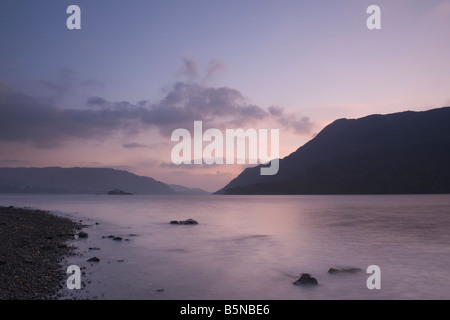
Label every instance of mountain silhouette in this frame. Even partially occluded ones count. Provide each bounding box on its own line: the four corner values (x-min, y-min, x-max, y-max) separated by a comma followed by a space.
0, 167, 175, 194
216, 107, 450, 194
169, 184, 210, 194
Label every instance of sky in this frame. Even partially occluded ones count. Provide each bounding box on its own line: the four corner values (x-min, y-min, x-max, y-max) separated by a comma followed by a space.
0, 0, 450, 192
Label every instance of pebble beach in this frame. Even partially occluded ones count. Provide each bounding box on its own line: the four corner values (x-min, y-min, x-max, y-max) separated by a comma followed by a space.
0, 206, 82, 300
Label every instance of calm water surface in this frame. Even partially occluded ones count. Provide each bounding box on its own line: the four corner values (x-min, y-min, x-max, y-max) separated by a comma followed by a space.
1, 194, 449, 300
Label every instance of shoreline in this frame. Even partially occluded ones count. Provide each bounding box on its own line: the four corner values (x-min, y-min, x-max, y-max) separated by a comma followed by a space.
0, 206, 83, 300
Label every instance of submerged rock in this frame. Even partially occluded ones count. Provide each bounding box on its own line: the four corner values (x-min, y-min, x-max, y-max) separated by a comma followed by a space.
170, 218, 198, 225
87, 257, 100, 262
328, 267, 362, 274
293, 273, 318, 285
78, 232, 88, 238
102, 235, 124, 241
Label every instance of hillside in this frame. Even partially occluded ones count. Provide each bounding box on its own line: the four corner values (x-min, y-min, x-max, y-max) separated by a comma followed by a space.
216, 107, 450, 194
0, 167, 175, 195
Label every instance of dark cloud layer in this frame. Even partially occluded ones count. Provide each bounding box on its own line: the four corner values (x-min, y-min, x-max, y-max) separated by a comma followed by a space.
122, 143, 148, 149
269, 105, 314, 134
141, 82, 270, 135
0, 90, 140, 147
0, 79, 314, 148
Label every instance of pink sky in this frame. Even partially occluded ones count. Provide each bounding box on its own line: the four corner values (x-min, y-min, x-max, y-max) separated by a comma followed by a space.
1, 1, 449, 191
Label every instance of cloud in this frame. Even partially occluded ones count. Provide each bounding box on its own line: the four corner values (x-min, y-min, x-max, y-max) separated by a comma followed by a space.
106, 165, 136, 172
39, 68, 75, 98
140, 82, 270, 136
279, 115, 315, 134
40, 80, 66, 97
0, 159, 30, 165
122, 143, 148, 149
180, 58, 225, 82
80, 78, 105, 88
268, 105, 314, 134
180, 58, 199, 78
0, 67, 314, 148
0, 88, 142, 147
205, 59, 226, 80
268, 105, 283, 117
87, 96, 108, 107
37, 69, 106, 107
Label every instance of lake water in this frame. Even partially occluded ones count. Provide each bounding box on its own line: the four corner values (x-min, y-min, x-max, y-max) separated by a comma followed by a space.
1, 194, 450, 300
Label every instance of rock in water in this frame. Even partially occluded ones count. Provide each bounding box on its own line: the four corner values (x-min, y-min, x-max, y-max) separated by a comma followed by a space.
293, 273, 318, 285
78, 232, 88, 238
170, 218, 198, 225
87, 257, 100, 262
328, 267, 362, 274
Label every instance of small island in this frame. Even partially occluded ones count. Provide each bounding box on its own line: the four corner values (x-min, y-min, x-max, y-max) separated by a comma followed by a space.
107, 189, 133, 195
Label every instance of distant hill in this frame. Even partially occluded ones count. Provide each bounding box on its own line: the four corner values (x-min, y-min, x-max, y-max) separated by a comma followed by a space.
216, 107, 450, 195
169, 184, 210, 195
0, 167, 175, 195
